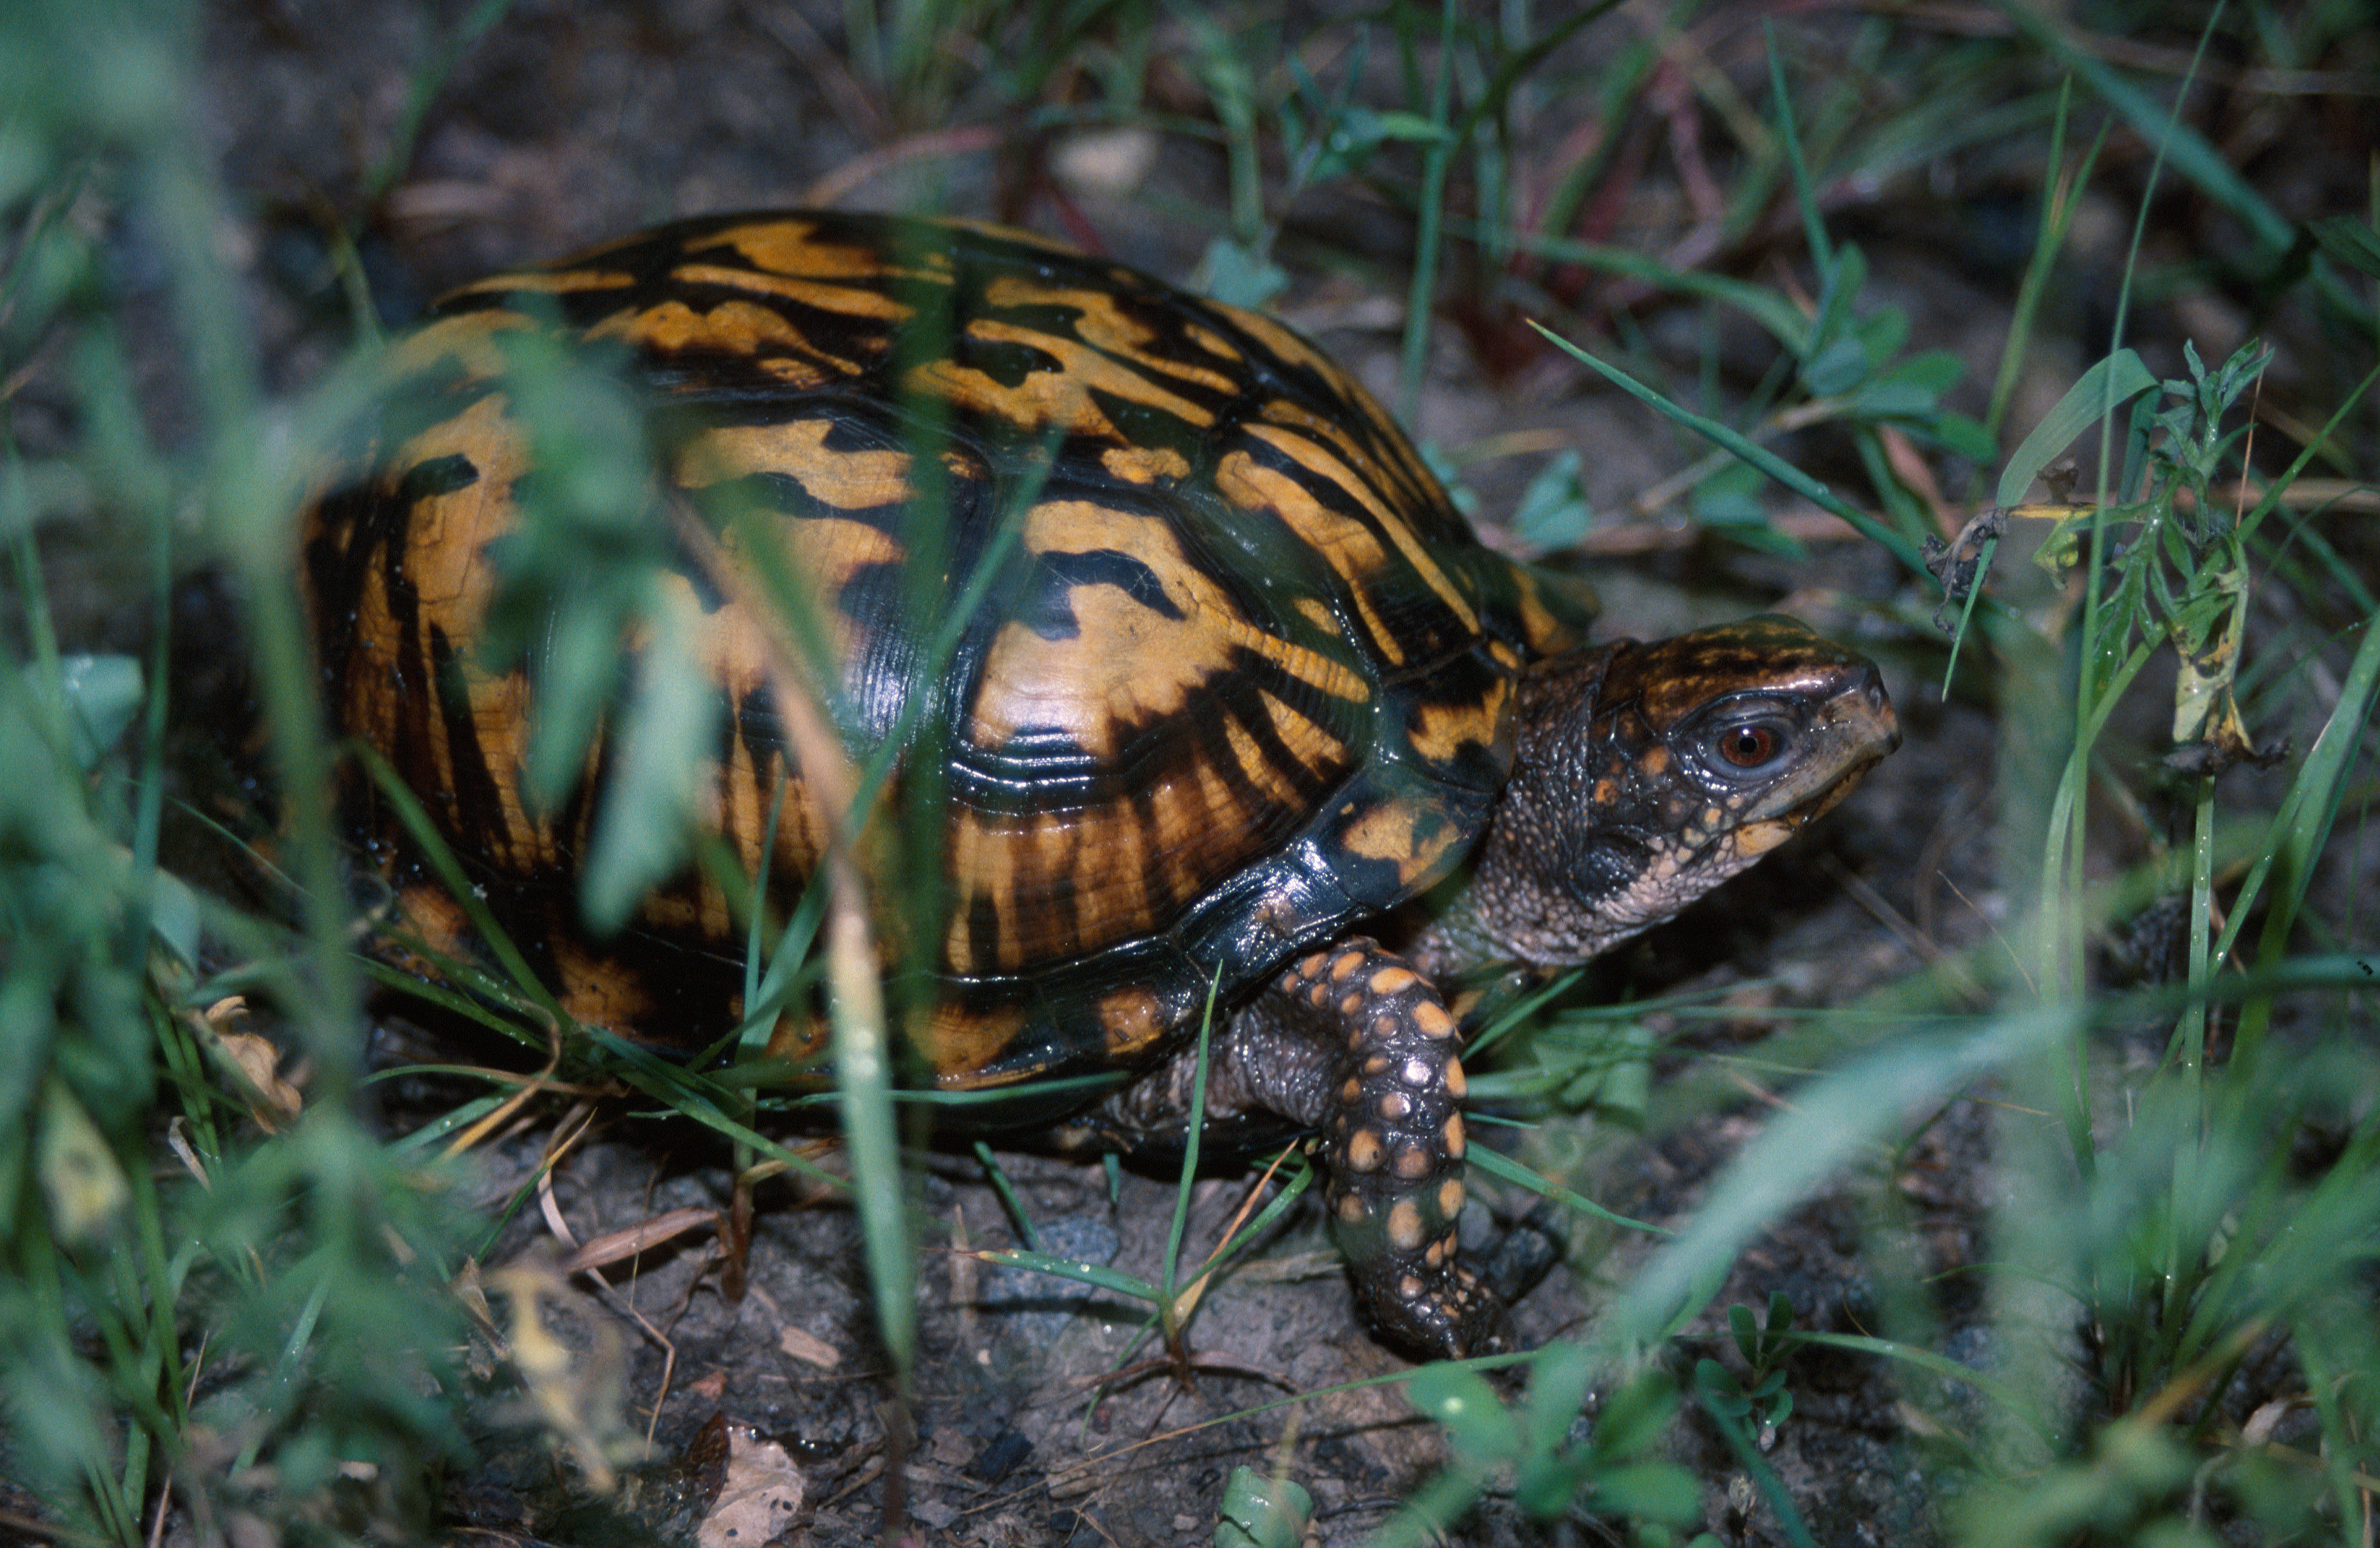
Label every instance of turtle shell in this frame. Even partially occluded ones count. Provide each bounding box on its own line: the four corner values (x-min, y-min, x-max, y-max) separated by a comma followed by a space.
303, 210, 1589, 1108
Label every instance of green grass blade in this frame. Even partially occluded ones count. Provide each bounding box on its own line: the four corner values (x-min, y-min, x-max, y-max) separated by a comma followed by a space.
973, 1248, 1160, 1305
2228, 598, 2380, 1058
1608, 1006, 2079, 1349
1993, 350, 2159, 511
1529, 323, 1927, 575
2000, 5, 2292, 253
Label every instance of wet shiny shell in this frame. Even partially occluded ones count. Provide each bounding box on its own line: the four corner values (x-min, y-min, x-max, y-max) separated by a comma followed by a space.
303, 210, 1587, 1101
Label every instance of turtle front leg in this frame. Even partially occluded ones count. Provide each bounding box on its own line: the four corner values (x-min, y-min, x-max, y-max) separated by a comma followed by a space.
1253, 941, 1504, 1359
1085, 939, 1505, 1357
1087, 939, 1506, 1356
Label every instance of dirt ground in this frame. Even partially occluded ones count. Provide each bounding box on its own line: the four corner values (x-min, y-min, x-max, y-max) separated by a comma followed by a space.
21, 1, 2370, 1543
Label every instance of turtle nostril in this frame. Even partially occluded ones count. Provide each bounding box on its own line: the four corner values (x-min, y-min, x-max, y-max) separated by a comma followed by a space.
1854, 668, 1901, 751
1858, 667, 1891, 715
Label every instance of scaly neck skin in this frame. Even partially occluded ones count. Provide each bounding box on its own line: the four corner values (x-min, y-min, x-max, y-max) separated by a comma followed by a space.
1407, 617, 1901, 986
1405, 641, 1638, 982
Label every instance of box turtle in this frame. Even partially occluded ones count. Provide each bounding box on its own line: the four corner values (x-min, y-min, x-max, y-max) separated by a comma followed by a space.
302, 210, 1899, 1357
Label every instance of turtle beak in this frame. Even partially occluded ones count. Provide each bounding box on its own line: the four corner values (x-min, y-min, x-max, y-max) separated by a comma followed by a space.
1776, 659, 1897, 829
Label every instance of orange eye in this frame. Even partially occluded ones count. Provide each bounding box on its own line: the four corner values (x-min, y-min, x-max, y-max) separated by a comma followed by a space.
1718, 724, 1782, 768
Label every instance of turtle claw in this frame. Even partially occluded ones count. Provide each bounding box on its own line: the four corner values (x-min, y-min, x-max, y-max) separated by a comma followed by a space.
1359, 1265, 1513, 1361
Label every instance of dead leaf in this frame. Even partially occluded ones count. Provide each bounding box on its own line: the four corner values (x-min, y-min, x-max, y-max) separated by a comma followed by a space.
697, 1426, 806, 1548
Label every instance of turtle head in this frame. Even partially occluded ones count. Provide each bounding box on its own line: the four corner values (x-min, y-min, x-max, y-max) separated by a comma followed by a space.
1444, 615, 1899, 970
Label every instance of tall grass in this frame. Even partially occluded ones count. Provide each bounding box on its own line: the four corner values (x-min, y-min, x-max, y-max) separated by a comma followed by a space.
1, 6, 490, 1542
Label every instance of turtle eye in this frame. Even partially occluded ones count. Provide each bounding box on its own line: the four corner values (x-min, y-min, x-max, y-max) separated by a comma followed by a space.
1713, 719, 1789, 771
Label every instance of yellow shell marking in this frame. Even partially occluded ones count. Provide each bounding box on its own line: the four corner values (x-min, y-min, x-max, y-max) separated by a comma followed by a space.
1096, 986, 1169, 1059
978, 276, 1244, 399
908, 318, 1216, 439
1223, 309, 1347, 391
669, 264, 916, 325
1214, 453, 1403, 663
587, 298, 850, 384
682, 420, 917, 510
443, 268, 634, 301
1255, 689, 1355, 781
964, 499, 1365, 755
1099, 442, 1193, 486
964, 512, 1237, 756
1245, 416, 1476, 631
1220, 713, 1308, 810
1174, 322, 1245, 370
361, 395, 546, 864
704, 219, 935, 283
916, 1001, 1031, 1086
1339, 803, 1464, 892
380, 307, 535, 384
1407, 693, 1506, 766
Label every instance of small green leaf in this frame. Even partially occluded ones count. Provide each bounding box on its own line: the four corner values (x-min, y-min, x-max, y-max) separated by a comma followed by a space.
1689, 461, 1768, 529
55, 654, 143, 771
1847, 348, 1966, 419
1509, 450, 1593, 549
523, 595, 627, 812
1802, 335, 1871, 397
1591, 1368, 1681, 1459
1692, 462, 1804, 558
1215, 1465, 1311, 1548
147, 868, 201, 971
1694, 1358, 1748, 1418
1365, 108, 1455, 145
1858, 305, 1910, 367
1520, 1340, 1597, 1468
1408, 1363, 1519, 1465
1584, 1459, 1703, 1525
1843, 381, 1932, 419
1995, 350, 2158, 510
1803, 243, 1868, 374
1197, 238, 1287, 311
1889, 350, 1965, 398
1920, 410, 1998, 462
